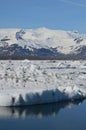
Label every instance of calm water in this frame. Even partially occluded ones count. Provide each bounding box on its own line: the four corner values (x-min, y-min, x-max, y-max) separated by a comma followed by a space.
0, 99, 86, 130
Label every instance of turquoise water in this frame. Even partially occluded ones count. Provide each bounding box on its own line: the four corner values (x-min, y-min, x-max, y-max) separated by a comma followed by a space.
0, 99, 86, 130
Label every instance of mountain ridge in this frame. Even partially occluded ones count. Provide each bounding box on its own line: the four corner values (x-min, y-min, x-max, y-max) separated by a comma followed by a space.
0, 28, 86, 59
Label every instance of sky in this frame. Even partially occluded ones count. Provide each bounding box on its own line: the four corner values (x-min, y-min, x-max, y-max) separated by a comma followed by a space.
0, 0, 86, 33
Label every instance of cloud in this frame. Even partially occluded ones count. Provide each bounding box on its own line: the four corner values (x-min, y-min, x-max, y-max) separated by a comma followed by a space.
59, 0, 86, 7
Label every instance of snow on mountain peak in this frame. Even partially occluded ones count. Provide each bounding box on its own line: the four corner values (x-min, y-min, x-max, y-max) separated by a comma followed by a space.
0, 28, 86, 57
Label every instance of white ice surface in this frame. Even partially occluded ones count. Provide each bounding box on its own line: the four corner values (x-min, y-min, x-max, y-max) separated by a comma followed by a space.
0, 60, 86, 106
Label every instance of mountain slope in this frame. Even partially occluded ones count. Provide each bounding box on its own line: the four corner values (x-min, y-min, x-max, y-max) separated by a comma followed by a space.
0, 28, 86, 59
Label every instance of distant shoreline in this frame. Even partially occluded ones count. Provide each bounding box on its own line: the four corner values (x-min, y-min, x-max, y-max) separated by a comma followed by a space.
0, 56, 85, 60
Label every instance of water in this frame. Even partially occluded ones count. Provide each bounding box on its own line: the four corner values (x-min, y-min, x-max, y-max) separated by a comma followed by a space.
0, 99, 86, 130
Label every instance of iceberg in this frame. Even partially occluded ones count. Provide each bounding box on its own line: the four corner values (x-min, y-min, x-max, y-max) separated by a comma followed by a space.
0, 60, 86, 106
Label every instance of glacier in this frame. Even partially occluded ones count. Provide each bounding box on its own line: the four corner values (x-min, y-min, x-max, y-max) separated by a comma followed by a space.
0, 60, 86, 106
0, 28, 86, 106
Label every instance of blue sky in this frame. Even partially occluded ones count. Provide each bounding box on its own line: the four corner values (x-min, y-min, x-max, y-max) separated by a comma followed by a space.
0, 0, 86, 33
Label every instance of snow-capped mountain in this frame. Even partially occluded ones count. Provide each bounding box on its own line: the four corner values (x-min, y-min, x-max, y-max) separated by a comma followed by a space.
0, 27, 86, 59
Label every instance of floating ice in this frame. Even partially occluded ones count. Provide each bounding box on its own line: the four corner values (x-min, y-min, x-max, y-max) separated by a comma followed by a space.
0, 60, 86, 106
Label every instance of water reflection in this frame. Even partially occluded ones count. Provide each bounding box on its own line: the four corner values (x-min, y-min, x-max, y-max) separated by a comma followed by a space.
0, 99, 84, 119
